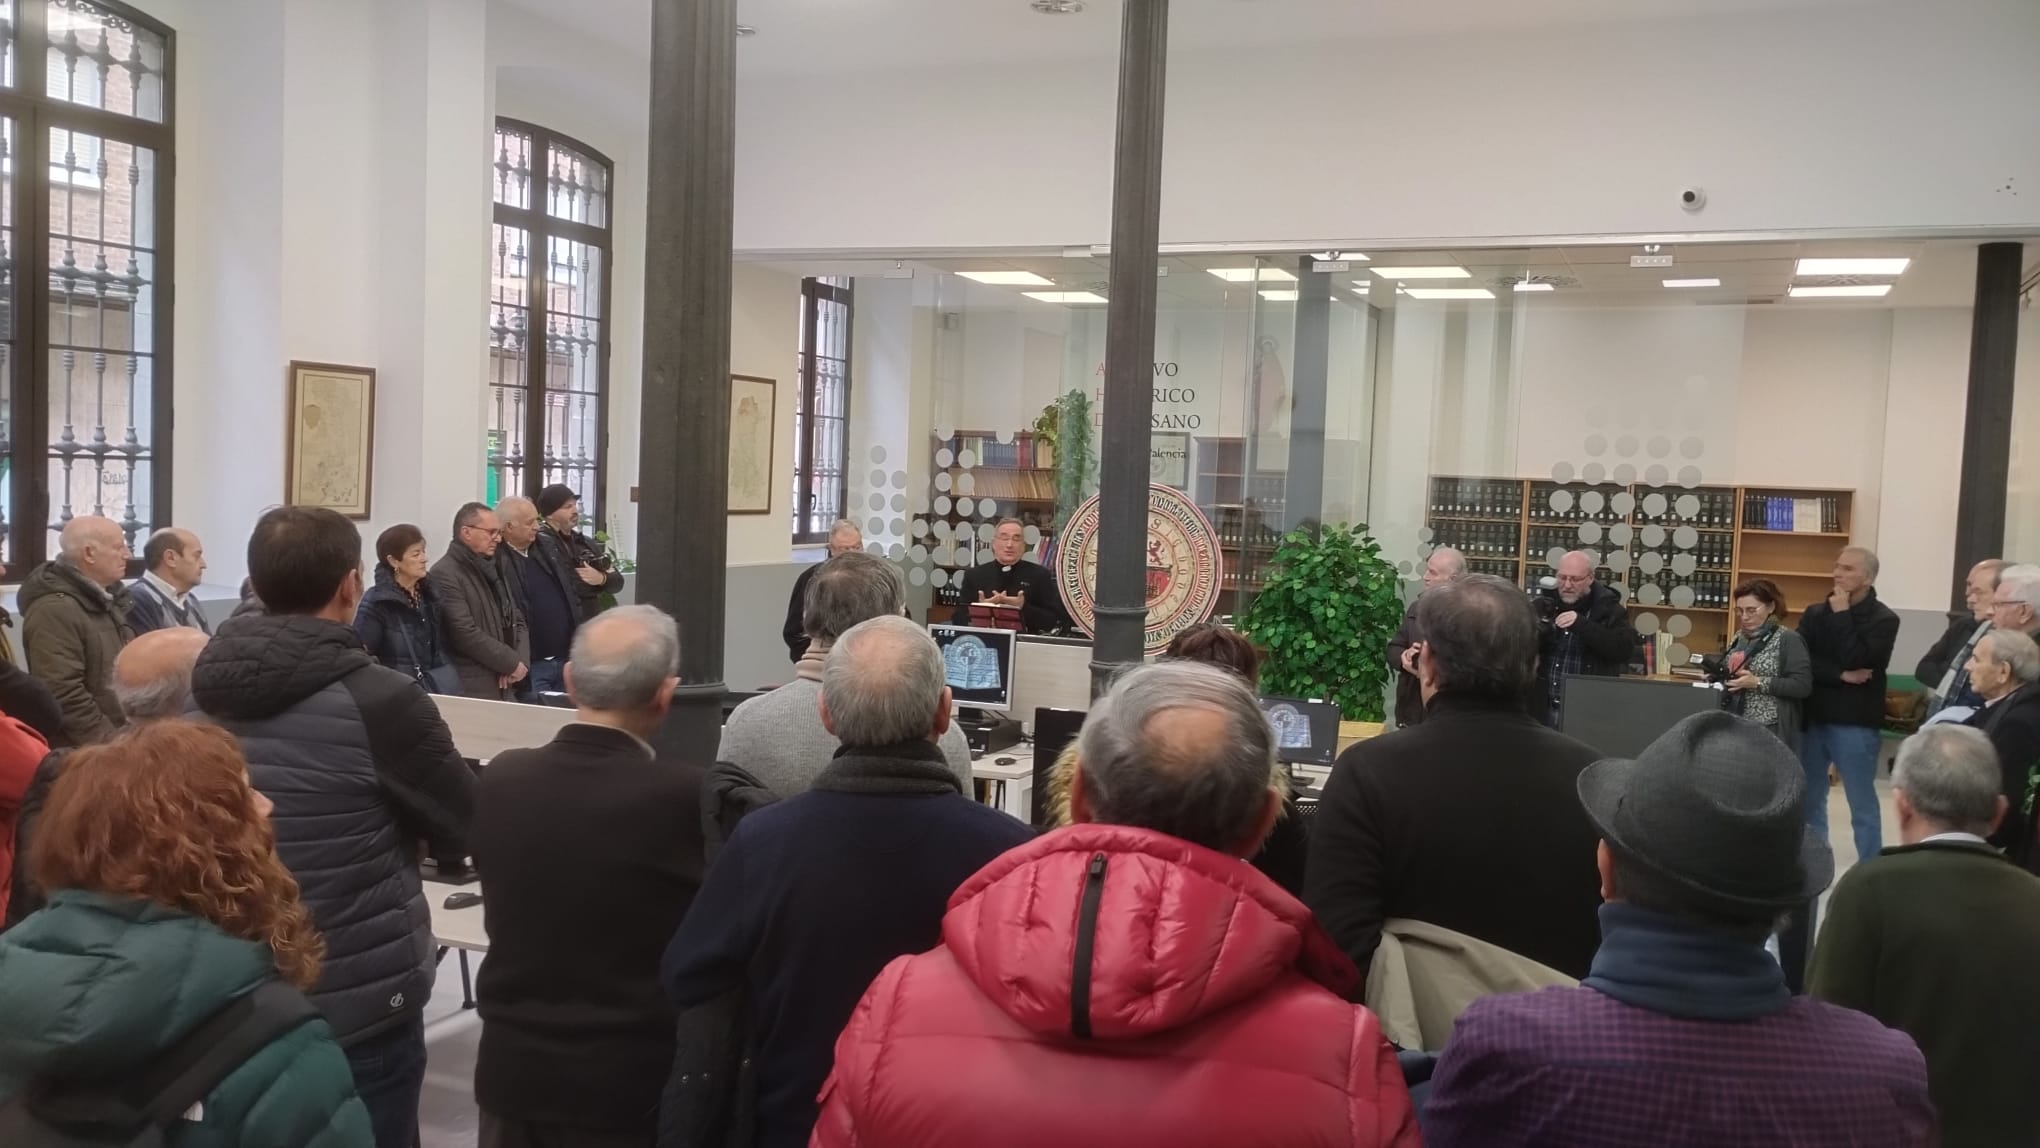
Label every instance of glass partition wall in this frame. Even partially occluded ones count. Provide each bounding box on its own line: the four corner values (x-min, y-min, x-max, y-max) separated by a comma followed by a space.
769, 235, 2027, 682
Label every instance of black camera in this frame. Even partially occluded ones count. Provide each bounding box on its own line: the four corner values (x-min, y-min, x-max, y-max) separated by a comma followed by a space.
1528, 588, 1561, 623
1699, 652, 1732, 684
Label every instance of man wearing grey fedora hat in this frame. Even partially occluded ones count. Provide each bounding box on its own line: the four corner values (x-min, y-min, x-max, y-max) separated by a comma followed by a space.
1424, 710, 1933, 1147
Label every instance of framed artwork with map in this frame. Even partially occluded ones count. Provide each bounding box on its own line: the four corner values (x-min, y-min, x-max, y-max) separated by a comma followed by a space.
728, 374, 776, 514
286, 361, 377, 519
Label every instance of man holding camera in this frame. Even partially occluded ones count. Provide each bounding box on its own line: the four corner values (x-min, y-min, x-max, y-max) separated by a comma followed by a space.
1534, 551, 1641, 728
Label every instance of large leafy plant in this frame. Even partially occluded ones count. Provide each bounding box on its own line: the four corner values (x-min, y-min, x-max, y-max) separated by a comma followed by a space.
1051, 388, 1097, 529
1238, 524, 1405, 722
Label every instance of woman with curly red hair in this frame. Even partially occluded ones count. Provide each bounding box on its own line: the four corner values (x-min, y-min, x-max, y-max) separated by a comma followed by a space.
0, 720, 370, 1145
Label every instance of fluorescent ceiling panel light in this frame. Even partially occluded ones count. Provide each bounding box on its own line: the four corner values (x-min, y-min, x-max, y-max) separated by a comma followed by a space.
1788, 284, 1893, 299
1021, 291, 1108, 304
1207, 267, 1297, 283
1513, 282, 1555, 293
1369, 266, 1472, 280
1795, 257, 1911, 276
1259, 289, 1300, 301
1663, 278, 1722, 288
957, 271, 1055, 286
1404, 287, 1496, 300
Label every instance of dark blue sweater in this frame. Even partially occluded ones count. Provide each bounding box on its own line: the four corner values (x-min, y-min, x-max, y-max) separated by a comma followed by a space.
660, 743, 1033, 1148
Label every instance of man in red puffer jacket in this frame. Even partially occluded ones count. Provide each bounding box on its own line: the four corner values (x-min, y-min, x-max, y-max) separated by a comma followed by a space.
811, 661, 1419, 1148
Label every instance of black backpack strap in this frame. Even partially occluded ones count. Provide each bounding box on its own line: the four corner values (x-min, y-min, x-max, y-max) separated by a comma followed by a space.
137, 980, 320, 1124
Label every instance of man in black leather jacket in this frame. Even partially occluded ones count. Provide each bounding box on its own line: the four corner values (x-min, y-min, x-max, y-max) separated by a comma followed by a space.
1534, 550, 1642, 727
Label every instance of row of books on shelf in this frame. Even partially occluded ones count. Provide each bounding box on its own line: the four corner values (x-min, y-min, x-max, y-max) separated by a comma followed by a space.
1744, 495, 1843, 533
1466, 558, 1518, 579
937, 432, 1052, 470
1428, 478, 1523, 520
1431, 521, 1521, 558
1642, 490, 1738, 529
1527, 482, 1626, 524
1628, 570, 1735, 610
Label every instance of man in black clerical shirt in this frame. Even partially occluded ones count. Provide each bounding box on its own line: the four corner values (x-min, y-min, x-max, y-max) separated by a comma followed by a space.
959, 517, 1073, 634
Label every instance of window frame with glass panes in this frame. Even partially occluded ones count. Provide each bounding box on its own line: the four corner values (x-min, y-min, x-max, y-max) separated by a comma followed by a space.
792, 275, 853, 546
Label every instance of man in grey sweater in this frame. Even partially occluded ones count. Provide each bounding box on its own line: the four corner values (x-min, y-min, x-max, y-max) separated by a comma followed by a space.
719, 551, 974, 796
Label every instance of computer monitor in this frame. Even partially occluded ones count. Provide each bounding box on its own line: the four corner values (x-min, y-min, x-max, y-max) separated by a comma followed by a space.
1559, 674, 1722, 759
1012, 635, 1092, 728
1258, 695, 1342, 767
930, 623, 1016, 712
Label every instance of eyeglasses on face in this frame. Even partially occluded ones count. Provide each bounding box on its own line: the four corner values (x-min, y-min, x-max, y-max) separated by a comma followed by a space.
463, 523, 502, 539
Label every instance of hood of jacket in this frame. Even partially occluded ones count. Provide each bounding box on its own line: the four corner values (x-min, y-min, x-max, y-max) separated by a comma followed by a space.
191, 612, 375, 721
17, 559, 122, 617
940, 823, 1358, 1041
0, 891, 273, 1081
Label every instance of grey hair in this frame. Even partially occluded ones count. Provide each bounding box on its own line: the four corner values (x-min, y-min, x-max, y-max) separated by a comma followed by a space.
1894, 724, 2005, 836
1428, 546, 1467, 577
568, 605, 680, 710
496, 496, 537, 526
1998, 564, 2040, 615
822, 615, 946, 747
1074, 661, 1275, 853
803, 550, 905, 644
829, 519, 861, 540
112, 666, 197, 720
1982, 628, 2040, 685
1841, 546, 1881, 581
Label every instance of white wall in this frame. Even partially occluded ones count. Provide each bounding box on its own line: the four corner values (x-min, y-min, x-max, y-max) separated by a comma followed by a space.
726, 263, 801, 566
1878, 310, 1972, 610
733, 0, 2040, 252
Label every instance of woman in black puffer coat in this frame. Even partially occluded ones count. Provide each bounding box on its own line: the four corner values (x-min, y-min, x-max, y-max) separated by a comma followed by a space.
353, 523, 457, 693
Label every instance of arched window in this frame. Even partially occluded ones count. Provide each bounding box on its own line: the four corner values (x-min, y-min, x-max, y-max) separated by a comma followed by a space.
488, 119, 611, 529
0, 0, 174, 577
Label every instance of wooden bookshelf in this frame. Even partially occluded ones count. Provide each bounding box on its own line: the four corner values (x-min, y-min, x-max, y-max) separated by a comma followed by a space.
1195, 437, 1287, 607
920, 429, 1059, 621
1422, 475, 1855, 656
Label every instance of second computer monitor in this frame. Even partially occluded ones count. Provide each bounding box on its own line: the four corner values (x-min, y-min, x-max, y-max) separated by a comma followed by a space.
930, 623, 1016, 712
1258, 695, 1342, 767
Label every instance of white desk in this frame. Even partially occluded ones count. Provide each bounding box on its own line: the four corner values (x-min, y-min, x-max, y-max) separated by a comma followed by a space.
970, 752, 1033, 821
423, 879, 487, 1009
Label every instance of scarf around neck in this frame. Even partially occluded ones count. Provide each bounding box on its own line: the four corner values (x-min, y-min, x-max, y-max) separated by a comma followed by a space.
1581, 902, 1790, 1021
448, 541, 517, 626
813, 738, 960, 796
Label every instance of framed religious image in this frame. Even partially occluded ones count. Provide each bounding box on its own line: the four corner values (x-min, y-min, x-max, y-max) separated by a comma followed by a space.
285, 361, 377, 519
728, 374, 776, 514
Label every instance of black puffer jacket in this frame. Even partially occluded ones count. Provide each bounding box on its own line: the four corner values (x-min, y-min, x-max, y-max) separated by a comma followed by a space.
354, 563, 453, 684
190, 613, 476, 1044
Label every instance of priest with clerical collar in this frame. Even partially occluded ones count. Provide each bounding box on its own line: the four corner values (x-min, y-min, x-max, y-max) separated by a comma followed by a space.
958, 517, 1073, 635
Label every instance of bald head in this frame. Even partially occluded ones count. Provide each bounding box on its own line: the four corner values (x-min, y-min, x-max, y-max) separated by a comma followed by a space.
497, 496, 540, 551
567, 604, 680, 716
111, 627, 209, 719
1556, 551, 1595, 603
821, 615, 949, 747
58, 515, 129, 587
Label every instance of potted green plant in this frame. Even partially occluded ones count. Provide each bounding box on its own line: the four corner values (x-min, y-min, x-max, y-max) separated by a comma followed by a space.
1050, 389, 1096, 530
1237, 524, 1405, 722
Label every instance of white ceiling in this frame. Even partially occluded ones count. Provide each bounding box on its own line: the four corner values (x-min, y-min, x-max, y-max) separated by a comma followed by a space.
508, 0, 1885, 75
762, 237, 2040, 311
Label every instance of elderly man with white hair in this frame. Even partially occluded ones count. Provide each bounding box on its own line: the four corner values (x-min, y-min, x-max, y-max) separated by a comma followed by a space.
19, 515, 135, 745
809, 660, 1420, 1148
471, 605, 707, 1147
1960, 627, 2040, 863
495, 494, 583, 699
1387, 545, 1467, 727
1812, 723, 2040, 1146
783, 519, 864, 661
663, 614, 1032, 1148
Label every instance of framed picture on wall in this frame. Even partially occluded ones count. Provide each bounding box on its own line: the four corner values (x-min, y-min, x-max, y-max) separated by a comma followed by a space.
285, 360, 377, 519
728, 374, 776, 514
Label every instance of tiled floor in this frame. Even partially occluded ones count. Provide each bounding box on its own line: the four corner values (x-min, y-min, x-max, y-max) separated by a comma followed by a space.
415, 778, 1897, 1147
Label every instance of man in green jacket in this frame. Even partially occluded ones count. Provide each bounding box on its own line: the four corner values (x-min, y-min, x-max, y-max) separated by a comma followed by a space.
1811, 723, 2040, 1147
19, 516, 135, 747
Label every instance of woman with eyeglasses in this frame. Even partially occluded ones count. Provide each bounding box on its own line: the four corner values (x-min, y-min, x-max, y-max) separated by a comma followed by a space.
1721, 578, 1814, 751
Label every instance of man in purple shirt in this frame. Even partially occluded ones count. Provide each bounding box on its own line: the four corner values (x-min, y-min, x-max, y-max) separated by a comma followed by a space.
1424, 710, 1934, 1147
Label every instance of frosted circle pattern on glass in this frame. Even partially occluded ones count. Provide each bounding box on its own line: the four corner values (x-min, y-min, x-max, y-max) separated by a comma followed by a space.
935, 448, 954, 468
1417, 543, 1435, 559
887, 543, 905, 560
1669, 643, 1692, 665
958, 449, 978, 469
1639, 551, 1665, 575
1418, 526, 1436, 543
1677, 466, 1704, 489
1680, 437, 1705, 460
908, 544, 928, 564
1551, 462, 1576, 483
1667, 614, 1693, 638
1609, 523, 1635, 546
1581, 491, 1606, 514
889, 517, 906, 536
1398, 560, 1413, 575
1024, 525, 1041, 544
933, 519, 952, 540
933, 424, 953, 442
934, 473, 953, 493
892, 470, 908, 489
1637, 613, 1660, 635
978, 523, 996, 542
870, 446, 888, 465
1670, 585, 1697, 608
955, 497, 975, 517
1673, 525, 1699, 550
1638, 584, 1665, 606
890, 494, 907, 513
1549, 490, 1575, 514
1582, 462, 1607, 484
1584, 434, 1609, 457
1675, 495, 1701, 519
1611, 492, 1636, 516
1616, 435, 1639, 458
868, 493, 886, 512
1647, 437, 1672, 459
1613, 463, 1638, 486
1641, 525, 1667, 549
934, 496, 952, 516
866, 516, 884, 535
931, 569, 949, 588
1642, 493, 1668, 517
1545, 547, 1567, 570
1645, 464, 1671, 487
1578, 522, 1603, 544
909, 567, 927, 586
956, 473, 976, 495
1671, 553, 1697, 577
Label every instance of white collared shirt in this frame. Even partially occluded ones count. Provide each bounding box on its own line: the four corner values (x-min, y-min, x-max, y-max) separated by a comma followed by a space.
142, 569, 190, 609
1918, 831, 1990, 847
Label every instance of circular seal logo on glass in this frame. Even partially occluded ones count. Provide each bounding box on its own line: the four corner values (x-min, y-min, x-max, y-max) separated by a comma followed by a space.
1053, 483, 1224, 654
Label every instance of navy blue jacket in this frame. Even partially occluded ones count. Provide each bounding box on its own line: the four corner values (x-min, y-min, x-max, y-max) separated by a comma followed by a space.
191, 613, 476, 1043
353, 564, 454, 684
660, 742, 1032, 1148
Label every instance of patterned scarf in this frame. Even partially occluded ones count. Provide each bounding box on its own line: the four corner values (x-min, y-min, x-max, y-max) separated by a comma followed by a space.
1729, 622, 1783, 728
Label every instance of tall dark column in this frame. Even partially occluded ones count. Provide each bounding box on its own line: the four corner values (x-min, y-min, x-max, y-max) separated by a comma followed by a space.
638, 0, 736, 757
1090, 0, 1169, 696
1285, 256, 1330, 532
1950, 242, 2024, 614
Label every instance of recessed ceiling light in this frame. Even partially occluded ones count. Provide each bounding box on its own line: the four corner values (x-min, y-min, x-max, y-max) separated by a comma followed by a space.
1369, 266, 1472, 280
1259, 290, 1300, 301
1404, 287, 1496, 300
1030, 0, 1085, 13
1022, 290, 1107, 304
1513, 282, 1555, 293
1788, 284, 1893, 299
1207, 267, 1296, 283
1795, 257, 1910, 276
957, 271, 1055, 286
1663, 278, 1722, 288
